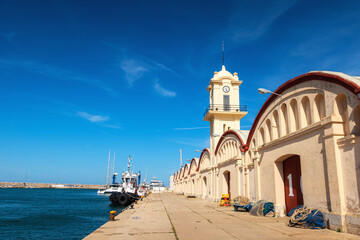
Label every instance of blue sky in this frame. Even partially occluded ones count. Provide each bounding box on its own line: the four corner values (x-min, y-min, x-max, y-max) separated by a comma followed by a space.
1, 0, 360, 185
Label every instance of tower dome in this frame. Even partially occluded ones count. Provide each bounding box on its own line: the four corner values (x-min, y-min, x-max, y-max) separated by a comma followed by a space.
213, 65, 238, 80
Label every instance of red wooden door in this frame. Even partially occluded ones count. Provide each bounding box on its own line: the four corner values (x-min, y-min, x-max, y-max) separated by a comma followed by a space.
283, 155, 303, 214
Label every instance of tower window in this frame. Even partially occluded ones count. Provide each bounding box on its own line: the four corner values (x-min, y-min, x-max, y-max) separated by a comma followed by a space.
223, 95, 230, 111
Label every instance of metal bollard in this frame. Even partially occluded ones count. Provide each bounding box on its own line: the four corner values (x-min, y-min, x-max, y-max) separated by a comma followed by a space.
109, 210, 117, 221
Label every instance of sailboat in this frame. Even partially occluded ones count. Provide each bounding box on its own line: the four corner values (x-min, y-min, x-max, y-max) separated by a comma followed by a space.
98, 151, 123, 195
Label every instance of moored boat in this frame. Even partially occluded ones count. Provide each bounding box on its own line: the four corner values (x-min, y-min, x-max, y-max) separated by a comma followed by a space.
109, 156, 141, 206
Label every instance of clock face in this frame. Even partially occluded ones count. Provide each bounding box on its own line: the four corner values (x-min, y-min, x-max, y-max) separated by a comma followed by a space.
223, 86, 230, 93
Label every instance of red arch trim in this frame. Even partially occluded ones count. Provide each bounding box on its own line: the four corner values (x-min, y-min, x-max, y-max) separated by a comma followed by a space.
245, 72, 360, 148
196, 148, 210, 171
214, 129, 246, 156
188, 158, 198, 175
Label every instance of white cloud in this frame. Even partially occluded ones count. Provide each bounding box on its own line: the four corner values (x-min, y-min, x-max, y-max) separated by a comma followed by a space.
103, 124, 122, 129
169, 138, 210, 148
154, 81, 176, 97
173, 127, 209, 131
0, 58, 115, 95
120, 59, 148, 86
100, 41, 180, 83
227, 0, 298, 43
77, 112, 109, 122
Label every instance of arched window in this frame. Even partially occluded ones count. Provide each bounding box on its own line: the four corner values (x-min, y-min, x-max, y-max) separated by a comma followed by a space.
280, 104, 289, 136
314, 94, 325, 122
233, 141, 236, 158
334, 94, 350, 135
353, 104, 360, 136
259, 128, 265, 145
300, 96, 311, 127
290, 99, 299, 132
266, 119, 272, 142
226, 143, 229, 160
272, 110, 280, 139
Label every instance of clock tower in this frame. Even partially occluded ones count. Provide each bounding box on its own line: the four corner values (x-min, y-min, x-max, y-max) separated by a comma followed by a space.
203, 65, 247, 154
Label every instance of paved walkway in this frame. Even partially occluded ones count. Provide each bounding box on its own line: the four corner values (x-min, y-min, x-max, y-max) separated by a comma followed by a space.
85, 193, 360, 240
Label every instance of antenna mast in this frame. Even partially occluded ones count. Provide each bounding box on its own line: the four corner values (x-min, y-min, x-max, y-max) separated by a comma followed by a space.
145, 168, 147, 183
222, 40, 225, 66
128, 155, 131, 172
179, 149, 182, 168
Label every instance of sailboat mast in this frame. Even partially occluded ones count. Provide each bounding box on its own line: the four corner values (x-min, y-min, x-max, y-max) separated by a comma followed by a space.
106, 149, 111, 185
112, 152, 116, 175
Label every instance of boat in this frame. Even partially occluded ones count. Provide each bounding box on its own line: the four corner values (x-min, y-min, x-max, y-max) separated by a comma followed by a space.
109, 156, 141, 206
150, 177, 165, 192
97, 173, 124, 195
98, 151, 124, 195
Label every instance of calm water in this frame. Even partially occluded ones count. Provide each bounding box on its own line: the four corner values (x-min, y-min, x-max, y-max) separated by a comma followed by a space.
0, 188, 125, 239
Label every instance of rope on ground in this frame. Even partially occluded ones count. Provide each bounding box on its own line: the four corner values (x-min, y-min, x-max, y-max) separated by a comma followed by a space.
233, 196, 250, 206
249, 200, 275, 217
287, 205, 326, 229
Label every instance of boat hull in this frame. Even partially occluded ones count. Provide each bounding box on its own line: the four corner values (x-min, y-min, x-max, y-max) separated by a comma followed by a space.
109, 192, 139, 206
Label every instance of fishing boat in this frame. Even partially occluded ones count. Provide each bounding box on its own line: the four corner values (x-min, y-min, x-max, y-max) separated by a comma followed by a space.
109, 156, 141, 206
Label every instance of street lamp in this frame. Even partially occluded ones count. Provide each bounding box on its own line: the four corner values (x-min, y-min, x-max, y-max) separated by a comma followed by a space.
258, 88, 282, 97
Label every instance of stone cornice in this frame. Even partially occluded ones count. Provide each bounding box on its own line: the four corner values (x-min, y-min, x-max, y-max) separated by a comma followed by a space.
199, 167, 210, 173
258, 121, 322, 151
216, 158, 237, 168
337, 135, 359, 148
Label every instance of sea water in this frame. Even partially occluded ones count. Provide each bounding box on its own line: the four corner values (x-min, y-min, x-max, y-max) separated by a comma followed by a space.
0, 188, 125, 239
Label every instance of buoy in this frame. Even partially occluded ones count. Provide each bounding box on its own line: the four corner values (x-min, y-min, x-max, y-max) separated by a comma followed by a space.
109, 210, 117, 221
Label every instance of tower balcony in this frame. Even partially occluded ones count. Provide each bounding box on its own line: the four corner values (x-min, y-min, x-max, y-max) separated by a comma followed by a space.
203, 104, 247, 121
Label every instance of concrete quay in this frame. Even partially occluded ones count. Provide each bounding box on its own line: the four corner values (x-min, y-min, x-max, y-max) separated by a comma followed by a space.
85, 193, 360, 240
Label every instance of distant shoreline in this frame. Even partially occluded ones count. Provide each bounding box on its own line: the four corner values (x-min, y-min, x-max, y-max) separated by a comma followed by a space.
0, 182, 104, 189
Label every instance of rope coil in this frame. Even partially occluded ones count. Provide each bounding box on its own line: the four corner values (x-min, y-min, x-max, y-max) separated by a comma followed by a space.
287, 206, 325, 229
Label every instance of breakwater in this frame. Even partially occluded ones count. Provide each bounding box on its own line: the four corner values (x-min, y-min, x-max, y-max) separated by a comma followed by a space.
0, 182, 103, 189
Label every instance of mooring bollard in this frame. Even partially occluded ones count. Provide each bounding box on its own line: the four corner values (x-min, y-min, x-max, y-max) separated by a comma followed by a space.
135, 200, 138, 204
109, 210, 117, 221
131, 204, 134, 209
